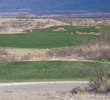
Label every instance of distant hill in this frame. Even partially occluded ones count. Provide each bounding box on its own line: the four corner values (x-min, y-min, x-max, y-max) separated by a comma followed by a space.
0, 0, 110, 15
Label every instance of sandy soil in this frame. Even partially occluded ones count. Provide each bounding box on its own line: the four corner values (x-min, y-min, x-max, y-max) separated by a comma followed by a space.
0, 31, 26, 34
53, 28, 67, 31
0, 18, 70, 34
1, 44, 110, 62
0, 47, 84, 62
76, 31, 98, 35
1, 43, 110, 62
0, 90, 109, 100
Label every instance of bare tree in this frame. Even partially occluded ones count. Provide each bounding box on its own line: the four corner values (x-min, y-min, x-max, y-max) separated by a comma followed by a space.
89, 61, 110, 93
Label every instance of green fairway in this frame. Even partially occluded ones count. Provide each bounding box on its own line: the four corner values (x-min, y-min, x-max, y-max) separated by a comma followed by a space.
0, 61, 101, 82
0, 26, 98, 48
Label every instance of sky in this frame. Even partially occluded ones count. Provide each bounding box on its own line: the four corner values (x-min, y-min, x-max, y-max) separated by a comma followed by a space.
0, 0, 109, 14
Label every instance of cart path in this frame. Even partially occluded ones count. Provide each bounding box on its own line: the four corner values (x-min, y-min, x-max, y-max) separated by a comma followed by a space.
0, 81, 88, 92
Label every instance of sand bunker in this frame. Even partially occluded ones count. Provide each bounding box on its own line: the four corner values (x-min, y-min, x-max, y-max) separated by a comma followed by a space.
76, 31, 97, 35
53, 27, 67, 31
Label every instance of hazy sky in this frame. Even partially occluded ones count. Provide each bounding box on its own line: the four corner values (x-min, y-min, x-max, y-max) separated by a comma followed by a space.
0, 0, 109, 12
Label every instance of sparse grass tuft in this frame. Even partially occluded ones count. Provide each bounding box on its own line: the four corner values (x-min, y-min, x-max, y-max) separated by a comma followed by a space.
71, 87, 85, 94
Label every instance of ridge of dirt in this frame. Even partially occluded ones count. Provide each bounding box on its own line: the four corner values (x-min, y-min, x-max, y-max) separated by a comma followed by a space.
0, 18, 70, 34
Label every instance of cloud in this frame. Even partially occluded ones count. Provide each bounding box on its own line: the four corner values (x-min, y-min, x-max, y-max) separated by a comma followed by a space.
18, 9, 31, 11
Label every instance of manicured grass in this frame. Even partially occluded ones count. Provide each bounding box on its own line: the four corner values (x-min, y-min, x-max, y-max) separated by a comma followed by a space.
0, 61, 101, 82
87, 57, 110, 62
0, 26, 98, 48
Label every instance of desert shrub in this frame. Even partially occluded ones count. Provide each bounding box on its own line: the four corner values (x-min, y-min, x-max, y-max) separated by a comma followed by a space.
0, 55, 18, 62
99, 48, 110, 58
0, 48, 8, 55
88, 26, 110, 58
46, 47, 83, 58
46, 43, 110, 59
80, 44, 110, 58
99, 26, 110, 44
71, 87, 85, 94
0, 48, 18, 62
0, 56, 8, 62
89, 61, 110, 93
21, 55, 31, 61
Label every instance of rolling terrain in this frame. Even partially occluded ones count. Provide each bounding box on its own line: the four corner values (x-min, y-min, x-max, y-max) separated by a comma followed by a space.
0, 0, 110, 99
0, 26, 98, 48
0, 17, 109, 82
0, 61, 100, 82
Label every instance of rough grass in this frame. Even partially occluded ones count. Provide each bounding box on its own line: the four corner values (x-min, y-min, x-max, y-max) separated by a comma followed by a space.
0, 26, 98, 48
0, 61, 101, 82
87, 57, 110, 61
